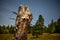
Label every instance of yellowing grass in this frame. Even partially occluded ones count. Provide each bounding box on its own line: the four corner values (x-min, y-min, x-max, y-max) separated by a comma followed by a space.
0, 34, 14, 40
0, 33, 60, 40
27, 33, 60, 40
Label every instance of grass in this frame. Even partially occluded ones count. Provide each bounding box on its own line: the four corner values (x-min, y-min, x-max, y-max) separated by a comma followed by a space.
0, 34, 14, 40
0, 33, 60, 40
28, 33, 60, 40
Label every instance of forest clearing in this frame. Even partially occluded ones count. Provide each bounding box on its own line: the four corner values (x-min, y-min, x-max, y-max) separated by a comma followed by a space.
0, 33, 60, 40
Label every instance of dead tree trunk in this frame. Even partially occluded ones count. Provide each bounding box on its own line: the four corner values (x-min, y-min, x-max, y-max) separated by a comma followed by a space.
14, 5, 32, 40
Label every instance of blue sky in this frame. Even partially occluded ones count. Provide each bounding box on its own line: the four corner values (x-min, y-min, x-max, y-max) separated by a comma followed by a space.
0, 0, 60, 26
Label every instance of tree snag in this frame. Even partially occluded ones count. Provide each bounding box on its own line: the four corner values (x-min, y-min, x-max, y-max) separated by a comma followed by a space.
14, 5, 32, 40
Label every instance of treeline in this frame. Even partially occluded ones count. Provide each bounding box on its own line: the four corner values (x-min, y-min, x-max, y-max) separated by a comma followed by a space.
28, 14, 60, 37
47, 18, 60, 33
0, 14, 60, 37
0, 25, 14, 34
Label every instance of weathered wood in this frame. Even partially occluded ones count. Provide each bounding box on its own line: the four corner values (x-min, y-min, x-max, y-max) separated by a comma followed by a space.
14, 5, 32, 40
12, 11, 17, 15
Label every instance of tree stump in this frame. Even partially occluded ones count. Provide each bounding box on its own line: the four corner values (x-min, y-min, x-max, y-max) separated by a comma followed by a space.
14, 5, 32, 40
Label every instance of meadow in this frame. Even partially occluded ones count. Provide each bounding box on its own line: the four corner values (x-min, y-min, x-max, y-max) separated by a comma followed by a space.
0, 33, 60, 40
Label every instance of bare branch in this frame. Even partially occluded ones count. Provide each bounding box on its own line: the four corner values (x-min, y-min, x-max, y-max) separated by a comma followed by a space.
12, 11, 17, 15
8, 18, 16, 20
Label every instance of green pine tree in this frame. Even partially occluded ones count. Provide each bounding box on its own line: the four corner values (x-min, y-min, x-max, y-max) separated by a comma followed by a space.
32, 14, 44, 37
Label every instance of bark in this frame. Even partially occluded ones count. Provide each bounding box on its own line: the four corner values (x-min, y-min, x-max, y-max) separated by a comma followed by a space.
14, 5, 32, 40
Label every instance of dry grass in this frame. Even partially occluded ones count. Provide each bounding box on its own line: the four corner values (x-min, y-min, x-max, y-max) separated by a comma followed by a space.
0, 34, 14, 40
0, 33, 60, 40
27, 33, 60, 40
